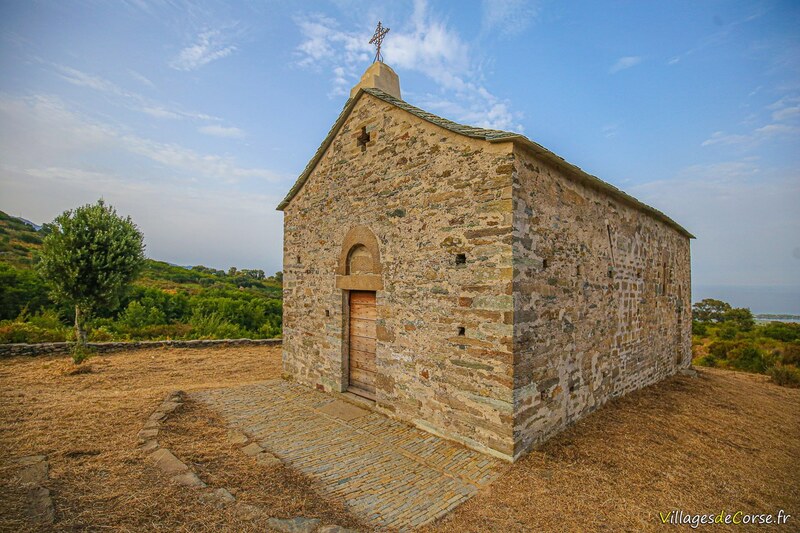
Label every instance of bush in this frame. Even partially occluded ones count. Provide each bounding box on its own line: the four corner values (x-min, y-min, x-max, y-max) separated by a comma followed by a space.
70, 343, 95, 364
190, 311, 248, 339
782, 343, 800, 366
131, 323, 193, 340
0, 263, 51, 320
761, 322, 800, 343
692, 320, 707, 336
718, 322, 738, 340
0, 321, 68, 343
25, 309, 68, 330
707, 340, 741, 361
727, 346, 767, 373
695, 354, 717, 368
119, 300, 167, 328
768, 365, 800, 388
88, 326, 115, 342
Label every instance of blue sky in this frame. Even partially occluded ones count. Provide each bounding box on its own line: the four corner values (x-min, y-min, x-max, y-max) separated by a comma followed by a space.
1, 0, 798, 311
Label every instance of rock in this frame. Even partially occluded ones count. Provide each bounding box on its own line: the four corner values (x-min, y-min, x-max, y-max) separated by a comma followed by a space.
149, 448, 188, 475
138, 428, 159, 442
143, 419, 160, 429
159, 401, 182, 414
139, 440, 159, 453
200, 488, 236, 508
26, 486, 55, 524
14, 456, 48, 486
680, 368, 698, 378
168, 390, 186, 402
149, 411, 167, 422
256, 452, 282, 467
266, 517, 322, 533
171, 471, 206, 488
318, 526, 358, 533
241, 442, 263, 457
227, 430, 248, 445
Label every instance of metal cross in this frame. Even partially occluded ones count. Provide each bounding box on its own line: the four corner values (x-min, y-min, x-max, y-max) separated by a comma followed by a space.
369, 21, 389, 63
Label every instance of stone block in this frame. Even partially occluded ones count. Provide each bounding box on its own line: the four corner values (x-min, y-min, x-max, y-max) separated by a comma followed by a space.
266, 517, 321, 533
150, 448, 188, 475
171, 471, 206, 488
241, 442, 263, 457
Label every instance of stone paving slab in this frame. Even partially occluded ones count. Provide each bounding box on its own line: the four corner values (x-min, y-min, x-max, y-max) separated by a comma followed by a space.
192, 380, 502, 530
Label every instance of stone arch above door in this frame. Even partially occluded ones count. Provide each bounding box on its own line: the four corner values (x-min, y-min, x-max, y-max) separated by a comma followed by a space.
336, 226, 384, 291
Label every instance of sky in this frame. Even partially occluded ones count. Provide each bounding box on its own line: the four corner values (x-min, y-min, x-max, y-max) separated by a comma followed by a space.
1, 0, 798, 312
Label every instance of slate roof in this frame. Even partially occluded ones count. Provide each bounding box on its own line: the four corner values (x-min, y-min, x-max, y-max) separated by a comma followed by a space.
277, 88, 694, 239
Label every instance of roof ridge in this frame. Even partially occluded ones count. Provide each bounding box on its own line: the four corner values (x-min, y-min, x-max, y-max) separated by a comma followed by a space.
276, 88, 694, 239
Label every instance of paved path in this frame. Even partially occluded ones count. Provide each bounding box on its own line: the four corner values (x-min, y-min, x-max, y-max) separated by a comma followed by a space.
192, 380, 501, 530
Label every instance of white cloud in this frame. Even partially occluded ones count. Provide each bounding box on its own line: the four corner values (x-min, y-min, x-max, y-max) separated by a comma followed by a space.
293, 0, 523, 131
141, 106, 181, 119
609, 56, 642, 74
198, 125, 245, 138
1, 164, 284, 273
170, 29, 237, 71
701, 130, 752, 147
0, 92, 287, 271
666, 10, 765, 67
702, 122, 799, 148
51, 63, 221, 122
127, 69, 155, 88
602, 122, 620, 139
481, 0, 539, 36
772, 106, 800, 121
754, 123, 799, 136
0, 93, 279, 184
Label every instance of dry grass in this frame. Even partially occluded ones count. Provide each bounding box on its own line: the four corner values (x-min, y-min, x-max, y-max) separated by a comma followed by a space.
1, 347, 798, 532
431, 369, 800, 532
0, 345, 362, 532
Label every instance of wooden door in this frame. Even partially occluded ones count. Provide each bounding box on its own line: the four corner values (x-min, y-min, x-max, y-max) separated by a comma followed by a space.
348, 291, 376, 399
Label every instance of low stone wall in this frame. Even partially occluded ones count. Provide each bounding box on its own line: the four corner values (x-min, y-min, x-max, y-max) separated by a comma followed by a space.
0, 338, 282, 358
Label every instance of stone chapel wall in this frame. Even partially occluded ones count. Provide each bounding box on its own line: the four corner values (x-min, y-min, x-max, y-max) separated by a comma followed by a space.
282, 93, 518, 458
510, 146, 692, 458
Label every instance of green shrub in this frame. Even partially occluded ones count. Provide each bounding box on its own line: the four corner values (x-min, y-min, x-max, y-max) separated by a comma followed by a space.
781, 343, 800, 366
695, 354, 717, 368
131, 323, 193, 340
25, 309, 67, 330
727, 345, 767, 373
707, 340, 742, 361
70, 343, 95, 364
88, 326, 115, 342
119, 300, 167, 328
190, 311, 247, 339
0, 321, 68, 343
718, 322, 738, 340
17, 232, 42, 244
768, 365, 800, 388
761, 322, 800, 342
692, 320, 707, 336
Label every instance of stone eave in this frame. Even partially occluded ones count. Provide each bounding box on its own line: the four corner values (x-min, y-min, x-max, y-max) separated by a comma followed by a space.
498, 136, 696, 239
276, 88, 695, 240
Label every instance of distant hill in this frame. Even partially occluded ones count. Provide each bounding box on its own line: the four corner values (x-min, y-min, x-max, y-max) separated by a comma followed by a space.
0, 211, 45, 268
1, 208, 281, 305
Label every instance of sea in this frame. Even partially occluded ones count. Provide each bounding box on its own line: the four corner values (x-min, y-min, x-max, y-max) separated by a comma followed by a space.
692, 284, 800, 317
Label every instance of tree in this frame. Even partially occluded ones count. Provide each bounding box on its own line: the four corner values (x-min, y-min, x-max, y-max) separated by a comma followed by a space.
37, 200, 145, 354
692, 298, 732, 323
724, 307, 755, 332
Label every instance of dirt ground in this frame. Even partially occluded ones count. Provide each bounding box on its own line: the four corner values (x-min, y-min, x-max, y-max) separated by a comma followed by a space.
1, 346, 798, 532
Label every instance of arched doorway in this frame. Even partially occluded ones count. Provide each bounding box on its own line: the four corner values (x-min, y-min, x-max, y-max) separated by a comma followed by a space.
336, 226, 383, 399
